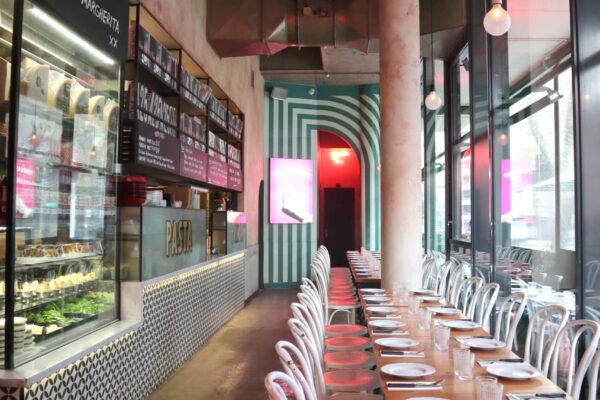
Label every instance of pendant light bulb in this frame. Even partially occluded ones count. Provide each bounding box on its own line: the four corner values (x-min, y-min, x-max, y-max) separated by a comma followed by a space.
484, 0, 511, 36
425, 90, 442, 110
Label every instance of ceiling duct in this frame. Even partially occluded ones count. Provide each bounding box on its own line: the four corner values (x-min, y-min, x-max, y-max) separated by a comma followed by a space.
207, 0, 379, 57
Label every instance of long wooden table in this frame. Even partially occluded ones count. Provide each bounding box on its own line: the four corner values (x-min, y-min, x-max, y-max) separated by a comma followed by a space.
347, 251, 381, 286
358, 290, 571, 399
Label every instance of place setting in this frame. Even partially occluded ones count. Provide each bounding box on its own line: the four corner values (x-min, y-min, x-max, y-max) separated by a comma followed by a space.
381, 363, 442, 392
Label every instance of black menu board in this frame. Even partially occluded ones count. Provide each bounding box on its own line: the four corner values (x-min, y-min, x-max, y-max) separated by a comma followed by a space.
136, 120, 180, 174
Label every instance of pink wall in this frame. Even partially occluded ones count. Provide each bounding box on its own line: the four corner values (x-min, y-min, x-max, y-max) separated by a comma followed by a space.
317, 145, 361, 249
140, 0, 264, 246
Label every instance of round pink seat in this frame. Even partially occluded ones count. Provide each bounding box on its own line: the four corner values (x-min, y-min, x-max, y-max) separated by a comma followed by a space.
324, 324, 367, 337
324, 369, 380, 393
324, 350, 376, 370
325, 335, 372, 351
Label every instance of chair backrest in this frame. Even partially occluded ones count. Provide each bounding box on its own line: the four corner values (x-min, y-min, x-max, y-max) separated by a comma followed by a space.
549, 275, 563, 291
446, 263, 465, 304
434, 260, 452, 295
550, 320, 600, 399
524, 305, 570, 375
467, 282, 499, 330
291, 302, 323, 354
588, 348, 600, 400
265, 371, 306, 400
494, 292, 528, 349
275, 341, 316, 400
288, 318, 327, 400
454, 276, 483, 314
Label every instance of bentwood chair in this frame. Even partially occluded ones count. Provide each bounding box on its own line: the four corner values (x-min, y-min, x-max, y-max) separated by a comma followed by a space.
453, 277, 483, 315
467, 282, 500, 331
524, 305, 570, 376
494, 292, 528, 351
445, 263, 466, 304
550, 320, 600, 400
288, 318, 380, 398
265, 370, 306, 400
588, 348, 600, 400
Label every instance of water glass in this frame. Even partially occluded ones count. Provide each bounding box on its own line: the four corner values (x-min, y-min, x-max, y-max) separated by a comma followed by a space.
453, 348, 474, 380
433, 324, 450, 351
418, 308, 432, 330
476, 376, 498, 400
408, 297, 421, 315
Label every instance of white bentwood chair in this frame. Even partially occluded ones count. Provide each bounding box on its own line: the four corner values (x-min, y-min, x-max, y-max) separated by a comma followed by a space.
523, 305, 570, 376
265, 370, 306, 400
494, 292, 528, 350
467, 282, 500, 331
549, 320, 600, 400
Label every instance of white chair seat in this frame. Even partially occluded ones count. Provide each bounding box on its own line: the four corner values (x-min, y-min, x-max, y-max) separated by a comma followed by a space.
325, 335, 372, 351
324, 350, 376, 370
324, 324, 367, 337
324, 369, 380, 393
329, 394, 382, 400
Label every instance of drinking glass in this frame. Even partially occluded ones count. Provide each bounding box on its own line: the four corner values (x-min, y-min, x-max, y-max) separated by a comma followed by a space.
418, 308, 432, 330
408, 297, 421, 315
476, 376, 498, 400
453, 348, 474, 380
433, 324, 450, 351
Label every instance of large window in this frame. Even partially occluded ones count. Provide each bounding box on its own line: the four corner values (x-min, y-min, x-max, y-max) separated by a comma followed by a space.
491, 1, 576, 318
451, 47, 471, 242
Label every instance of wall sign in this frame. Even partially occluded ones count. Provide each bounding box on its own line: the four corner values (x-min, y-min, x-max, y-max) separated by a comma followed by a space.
135, 119, 180, 174
269, 158, 314, 224
208, 156, 229, 188
228, 165, 243, 192
36, 0, 129, 62
180, 138, 208, 182
165, 219, 193, 257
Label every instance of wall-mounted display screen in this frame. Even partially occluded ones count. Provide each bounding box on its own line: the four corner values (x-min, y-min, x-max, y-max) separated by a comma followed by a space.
269, 158, 313, 224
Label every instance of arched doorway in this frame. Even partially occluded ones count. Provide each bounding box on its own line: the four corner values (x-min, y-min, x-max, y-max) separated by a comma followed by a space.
317, 131, 361, 266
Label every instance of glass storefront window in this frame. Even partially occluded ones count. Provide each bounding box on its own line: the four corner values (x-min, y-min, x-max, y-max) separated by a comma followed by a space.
451, 47, 471, 242
8, 0, 119, 365
491, 1, 575, 322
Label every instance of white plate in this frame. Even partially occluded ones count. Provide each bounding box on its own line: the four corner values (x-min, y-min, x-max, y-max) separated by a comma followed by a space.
366, 306, 398, 314
460, 338, 506, 350
363, 295, 391, 302
375, 337, 419, 349
410, 289, 437, 295
487, 363, 542, 380
418, 296, 443, 302
406, 398, 449, 400
427, 307, 460, 315
440, 320, 480, 331
360, 288, 386, 294
368, 320, 407, 329
381, 362, 435, 378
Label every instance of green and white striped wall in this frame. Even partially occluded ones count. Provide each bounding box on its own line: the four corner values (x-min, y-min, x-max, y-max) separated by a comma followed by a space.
263, 83, 381, 288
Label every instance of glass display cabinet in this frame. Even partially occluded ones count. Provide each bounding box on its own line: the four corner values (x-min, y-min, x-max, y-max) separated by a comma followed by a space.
0, 0, 127, 367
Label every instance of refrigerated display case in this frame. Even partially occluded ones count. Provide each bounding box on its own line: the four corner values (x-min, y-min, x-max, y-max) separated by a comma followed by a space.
0, 0, 128, 367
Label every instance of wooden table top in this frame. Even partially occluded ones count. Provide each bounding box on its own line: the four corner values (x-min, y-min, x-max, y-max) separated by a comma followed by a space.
358, 290, 571, 400
346, 251, 381, 285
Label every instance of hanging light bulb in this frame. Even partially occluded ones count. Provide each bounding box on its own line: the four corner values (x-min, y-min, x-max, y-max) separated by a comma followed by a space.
484, 0, 511, 36
425, 89, 442, 110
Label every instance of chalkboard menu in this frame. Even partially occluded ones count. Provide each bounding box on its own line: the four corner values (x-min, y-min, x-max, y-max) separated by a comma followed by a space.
208, 156, 229, 188
228, 166, 243, 191
136, 120, 180, 173
180, 137, 208, 182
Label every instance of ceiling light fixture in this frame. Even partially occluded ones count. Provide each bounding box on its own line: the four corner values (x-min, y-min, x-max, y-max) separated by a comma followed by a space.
425, 0, 441, 111
484, 0, 511, 37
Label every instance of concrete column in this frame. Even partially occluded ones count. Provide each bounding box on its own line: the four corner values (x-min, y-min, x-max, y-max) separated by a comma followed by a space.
379, 0, 423, 289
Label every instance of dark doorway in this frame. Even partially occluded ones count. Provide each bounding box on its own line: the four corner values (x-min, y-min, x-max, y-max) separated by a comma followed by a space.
324, 188, 355, 266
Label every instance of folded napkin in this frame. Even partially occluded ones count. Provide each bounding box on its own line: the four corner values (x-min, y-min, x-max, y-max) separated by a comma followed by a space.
386, 382, 442, 391
381, 351, 425, 358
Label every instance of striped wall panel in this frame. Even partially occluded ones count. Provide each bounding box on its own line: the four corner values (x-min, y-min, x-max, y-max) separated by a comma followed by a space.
263, 83, 381, 288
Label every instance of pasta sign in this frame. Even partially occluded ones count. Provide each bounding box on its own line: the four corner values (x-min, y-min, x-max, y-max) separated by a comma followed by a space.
165, 220, 193, 257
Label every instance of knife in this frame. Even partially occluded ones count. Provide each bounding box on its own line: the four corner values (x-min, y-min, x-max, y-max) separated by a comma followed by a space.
372, 329, 408, 334
507, 394, 566, 400
381, 350, 424, 356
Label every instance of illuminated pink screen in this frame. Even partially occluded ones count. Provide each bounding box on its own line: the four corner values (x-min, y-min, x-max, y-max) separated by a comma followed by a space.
270, 158, 314, 224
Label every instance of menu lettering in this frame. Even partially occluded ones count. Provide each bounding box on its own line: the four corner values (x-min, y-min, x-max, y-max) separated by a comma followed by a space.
208, 156, 229, 188
165, 220, 192, 257
136, 120, 180, 174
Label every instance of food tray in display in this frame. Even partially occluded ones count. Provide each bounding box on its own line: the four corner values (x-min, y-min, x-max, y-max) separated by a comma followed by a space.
16, 253, 102, 267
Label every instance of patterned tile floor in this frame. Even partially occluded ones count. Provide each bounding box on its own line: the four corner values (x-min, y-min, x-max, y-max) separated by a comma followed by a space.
148, 290, 297, 400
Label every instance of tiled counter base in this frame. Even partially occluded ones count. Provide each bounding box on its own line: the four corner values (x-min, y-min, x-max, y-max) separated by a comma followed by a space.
0, 252, 245, 400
